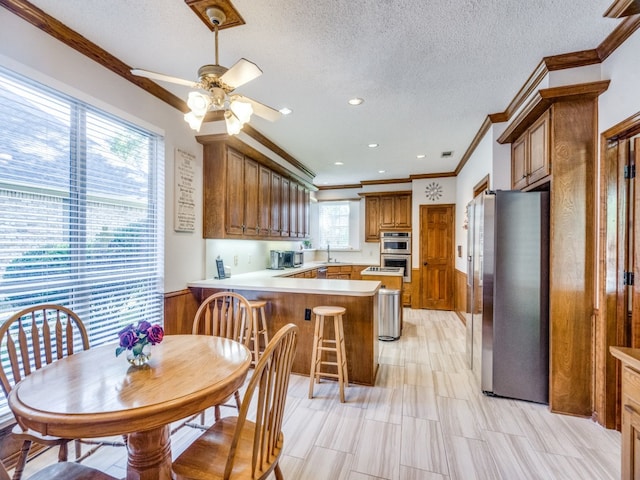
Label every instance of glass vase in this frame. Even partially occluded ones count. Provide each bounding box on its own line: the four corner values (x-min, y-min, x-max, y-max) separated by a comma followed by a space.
126, 344, 151, 367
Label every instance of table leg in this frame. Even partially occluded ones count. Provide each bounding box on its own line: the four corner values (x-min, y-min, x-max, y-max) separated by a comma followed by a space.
126, 425, 173, 480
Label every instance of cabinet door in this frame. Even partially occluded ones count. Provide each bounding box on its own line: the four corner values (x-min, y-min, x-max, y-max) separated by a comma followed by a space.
243, 158, 259, 236
289, 181, 298, 238
512, 133, 528, 190
270, 172, 281, 237
280, 177, 290, 237
380, 196, 395, 228
394, 194, 411, 227
303, 188, 310, 238
257, 165, 271, 236
365, 196, 380, 242
225, 148, 245, 236
297, 184, 305, 238
527, 110, 550, 184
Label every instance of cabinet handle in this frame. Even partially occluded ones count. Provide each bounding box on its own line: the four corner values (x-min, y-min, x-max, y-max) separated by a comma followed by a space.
423, 262, 428, 266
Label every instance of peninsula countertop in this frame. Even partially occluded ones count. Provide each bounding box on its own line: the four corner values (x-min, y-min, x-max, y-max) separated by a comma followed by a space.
187, 262, 381, 297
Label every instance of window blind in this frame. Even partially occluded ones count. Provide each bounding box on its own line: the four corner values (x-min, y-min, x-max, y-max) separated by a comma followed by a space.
0, 66, 164, 418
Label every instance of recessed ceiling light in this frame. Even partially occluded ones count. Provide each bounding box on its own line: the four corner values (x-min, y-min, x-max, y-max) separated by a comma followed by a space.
279, 107, 293, 115
368, 143, 379, 148
348, 98, 364, 106
378, 170, 386, 174
334, 161, 344, 166
416, 154, 426, 159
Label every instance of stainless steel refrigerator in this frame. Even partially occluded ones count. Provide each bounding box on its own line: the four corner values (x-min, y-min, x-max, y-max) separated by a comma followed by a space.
466, 190, 549, 404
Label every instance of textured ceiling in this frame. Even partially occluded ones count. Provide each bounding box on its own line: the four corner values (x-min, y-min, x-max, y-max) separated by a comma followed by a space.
26, 0, 618, 185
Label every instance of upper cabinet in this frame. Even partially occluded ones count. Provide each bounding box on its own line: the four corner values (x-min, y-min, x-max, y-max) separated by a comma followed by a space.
362, 192, 412, 242
200, 136, 314, 240
511, 110, 550, 190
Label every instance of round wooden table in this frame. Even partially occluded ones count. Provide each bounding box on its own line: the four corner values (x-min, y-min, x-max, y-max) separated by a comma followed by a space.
8, 335, 251, 480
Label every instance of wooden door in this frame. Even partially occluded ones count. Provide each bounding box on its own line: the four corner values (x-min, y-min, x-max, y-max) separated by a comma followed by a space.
225, 148, 245, 236
419, 204, 454, 310
243, 158, 259, 236
600, 133, 640, 430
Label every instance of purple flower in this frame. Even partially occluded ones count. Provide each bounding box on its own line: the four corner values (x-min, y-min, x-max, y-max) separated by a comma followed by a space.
115, 321, 164, 357
119, 329, 139, 349
137, 321, 152, 332
147, 324, 164, 345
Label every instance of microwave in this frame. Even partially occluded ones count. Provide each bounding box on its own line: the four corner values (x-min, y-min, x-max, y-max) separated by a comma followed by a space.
282, 251, 304, 268
380, 231, 411, 254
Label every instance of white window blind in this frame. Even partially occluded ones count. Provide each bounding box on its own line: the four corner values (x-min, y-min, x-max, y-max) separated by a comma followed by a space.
0, 66, 164, 417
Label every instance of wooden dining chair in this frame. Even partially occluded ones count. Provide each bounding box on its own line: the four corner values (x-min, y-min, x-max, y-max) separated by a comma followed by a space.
0, 304, 92, 480
0, 460, 118, 480
172, 323, 298, 480
189, 292, 254, 425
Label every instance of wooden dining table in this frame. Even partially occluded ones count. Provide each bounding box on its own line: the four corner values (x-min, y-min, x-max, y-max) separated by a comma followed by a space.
8, 334, 251, 480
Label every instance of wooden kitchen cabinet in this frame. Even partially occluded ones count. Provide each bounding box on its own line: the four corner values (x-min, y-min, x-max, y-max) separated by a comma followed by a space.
201, 136, 313, 240
511, 109, 550, 190
280, 177, 290, 237
402, 281, 411, 306
498, 80, 609, 417
270, 172, 281, 236
365, 196, 380, 242
362, 192, 412, 242
610, 347, 640, 480
243, 158, 259, 236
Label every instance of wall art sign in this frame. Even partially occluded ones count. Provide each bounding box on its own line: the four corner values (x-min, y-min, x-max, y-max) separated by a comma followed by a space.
174, 149, 196, 232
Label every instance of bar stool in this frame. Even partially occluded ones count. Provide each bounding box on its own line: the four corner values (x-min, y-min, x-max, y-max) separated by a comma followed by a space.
308, 305, 349, 402
240, 300, 270, 366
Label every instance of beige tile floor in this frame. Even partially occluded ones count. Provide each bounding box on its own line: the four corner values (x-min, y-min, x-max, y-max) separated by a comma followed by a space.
19, 308, 621, 479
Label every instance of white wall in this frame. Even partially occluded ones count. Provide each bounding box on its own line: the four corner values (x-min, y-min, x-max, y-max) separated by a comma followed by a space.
0, 9, 205, 293
599, 28, 640, 134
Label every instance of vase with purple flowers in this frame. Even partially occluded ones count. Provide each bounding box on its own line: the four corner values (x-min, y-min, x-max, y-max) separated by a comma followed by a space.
116, 321, 164, 367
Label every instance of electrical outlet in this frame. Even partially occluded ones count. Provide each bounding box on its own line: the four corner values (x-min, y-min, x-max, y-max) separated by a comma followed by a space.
233, 255, 238, 266
304, 308, 311, 321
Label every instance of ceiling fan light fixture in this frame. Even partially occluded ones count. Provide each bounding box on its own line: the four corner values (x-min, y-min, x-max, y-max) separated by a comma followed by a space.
224, 110, 243, 135
229, 98, 253, 125
187, 91, 212, 116
184, 111, 205, 132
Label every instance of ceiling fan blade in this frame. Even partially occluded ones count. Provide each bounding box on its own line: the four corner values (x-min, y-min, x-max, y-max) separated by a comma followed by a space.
235, 95, 282, 122
131, 68, 199, 88
220, 58, 262, 90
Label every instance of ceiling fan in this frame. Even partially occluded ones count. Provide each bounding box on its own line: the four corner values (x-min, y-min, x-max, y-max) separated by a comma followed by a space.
131, 7, 281, 134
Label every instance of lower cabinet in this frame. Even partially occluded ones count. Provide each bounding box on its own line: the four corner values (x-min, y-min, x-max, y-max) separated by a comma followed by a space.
611, 347, 640, 479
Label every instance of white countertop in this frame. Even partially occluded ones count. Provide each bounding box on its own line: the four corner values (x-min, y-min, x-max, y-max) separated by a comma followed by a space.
188, 262, 381, 297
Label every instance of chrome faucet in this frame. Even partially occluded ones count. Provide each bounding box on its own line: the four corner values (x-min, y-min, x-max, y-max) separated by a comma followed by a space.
326, 243, 331, 263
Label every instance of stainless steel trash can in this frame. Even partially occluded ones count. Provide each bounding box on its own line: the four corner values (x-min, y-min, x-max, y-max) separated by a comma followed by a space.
379, 288, 400, 341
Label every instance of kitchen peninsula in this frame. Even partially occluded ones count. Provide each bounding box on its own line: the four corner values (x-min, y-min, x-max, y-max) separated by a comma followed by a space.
187, 264, 381, 385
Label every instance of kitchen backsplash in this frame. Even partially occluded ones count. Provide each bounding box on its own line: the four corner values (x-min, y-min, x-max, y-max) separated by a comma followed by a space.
205, 239, 380, 278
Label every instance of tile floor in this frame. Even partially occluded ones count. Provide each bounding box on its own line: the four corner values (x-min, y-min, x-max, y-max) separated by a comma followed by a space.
19, 308, 621, 479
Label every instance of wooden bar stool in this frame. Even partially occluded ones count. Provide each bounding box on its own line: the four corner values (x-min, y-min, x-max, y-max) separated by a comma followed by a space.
308, 305, 349, 402
240, 300, 270, 366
